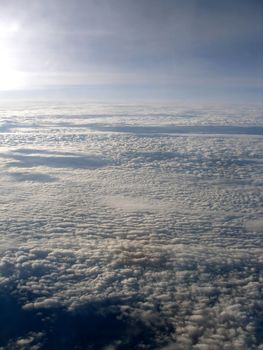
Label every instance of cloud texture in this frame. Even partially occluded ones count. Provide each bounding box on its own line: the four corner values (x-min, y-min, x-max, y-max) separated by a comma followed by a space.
0, 102, 262, 349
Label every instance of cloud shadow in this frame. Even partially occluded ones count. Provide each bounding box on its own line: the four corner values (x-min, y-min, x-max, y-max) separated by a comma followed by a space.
0, 292, 174, 350
8, 172, 57, 183
86, 124, 263, 135
1, 149, 112, 170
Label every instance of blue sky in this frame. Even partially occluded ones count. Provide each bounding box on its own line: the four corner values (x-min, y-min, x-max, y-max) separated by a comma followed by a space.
0, 0, 262, 102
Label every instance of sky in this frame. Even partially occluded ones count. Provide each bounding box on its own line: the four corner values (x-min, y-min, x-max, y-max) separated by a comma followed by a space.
0, 0, 262, 103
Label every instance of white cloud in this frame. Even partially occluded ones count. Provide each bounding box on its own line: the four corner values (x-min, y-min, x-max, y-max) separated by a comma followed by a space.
0, 103, 262, 349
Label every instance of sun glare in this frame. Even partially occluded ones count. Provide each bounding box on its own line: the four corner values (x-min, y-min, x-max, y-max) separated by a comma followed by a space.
0, 21, 27, 90
0, 66, 26, 90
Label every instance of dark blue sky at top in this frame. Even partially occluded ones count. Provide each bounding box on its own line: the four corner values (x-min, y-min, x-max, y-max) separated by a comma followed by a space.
0, 0, 262, 102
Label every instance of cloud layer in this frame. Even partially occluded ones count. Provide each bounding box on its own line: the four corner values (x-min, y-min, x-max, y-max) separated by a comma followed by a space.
0, 103, 262, 349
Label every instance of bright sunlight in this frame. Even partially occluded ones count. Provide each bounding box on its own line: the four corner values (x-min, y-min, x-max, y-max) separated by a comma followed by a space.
0, 21, 27, 90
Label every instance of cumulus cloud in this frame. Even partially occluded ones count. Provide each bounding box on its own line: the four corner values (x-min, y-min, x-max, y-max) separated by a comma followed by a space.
0, 103, 262, 349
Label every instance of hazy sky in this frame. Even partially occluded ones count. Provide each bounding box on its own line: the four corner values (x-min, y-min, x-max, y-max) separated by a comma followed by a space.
0, 0, 262, 102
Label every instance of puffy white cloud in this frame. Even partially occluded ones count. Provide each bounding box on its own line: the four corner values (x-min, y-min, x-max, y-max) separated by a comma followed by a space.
0, 103, 262, 349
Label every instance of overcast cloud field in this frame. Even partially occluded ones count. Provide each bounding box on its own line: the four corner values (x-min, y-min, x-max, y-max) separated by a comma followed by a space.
0, 103, 262, 350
